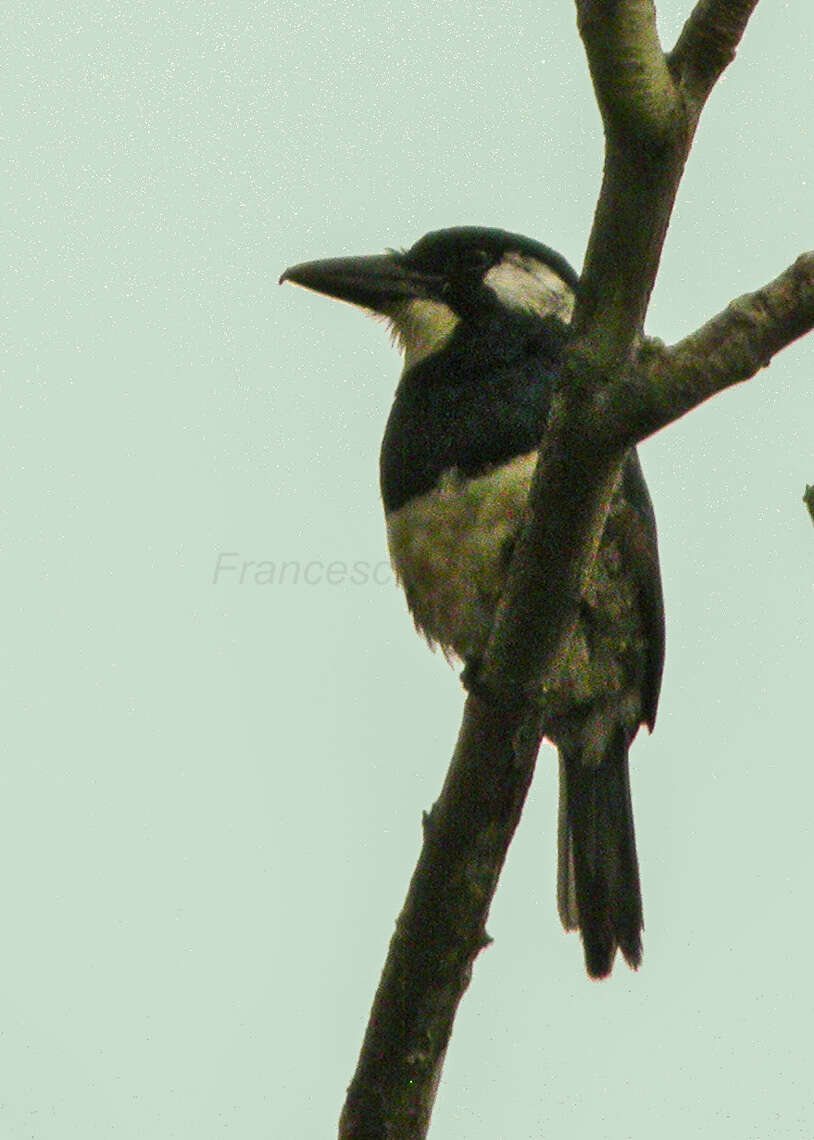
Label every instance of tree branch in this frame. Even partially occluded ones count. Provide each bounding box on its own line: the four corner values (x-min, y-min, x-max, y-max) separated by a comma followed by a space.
483, 0, 767, 699
575, 0, 687, 356
577, 0, 677, 148
338, 697, 544, 1140
477, 252, 814, 701
598, 252, 814, 447
574, 0, 762, 357
804, 486, 814, 526
669, 0, 761, 104
479, 407, 624, 700
335, 3, 810, 1138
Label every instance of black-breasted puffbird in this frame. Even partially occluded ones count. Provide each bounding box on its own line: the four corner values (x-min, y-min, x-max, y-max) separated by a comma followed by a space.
280, 226, 665, 979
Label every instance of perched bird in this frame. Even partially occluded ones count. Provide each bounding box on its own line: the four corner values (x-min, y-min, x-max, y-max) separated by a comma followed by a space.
280, 226, 665, 978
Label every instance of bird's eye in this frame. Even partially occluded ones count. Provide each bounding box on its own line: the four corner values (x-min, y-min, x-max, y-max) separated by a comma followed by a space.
458, 249, 492, 273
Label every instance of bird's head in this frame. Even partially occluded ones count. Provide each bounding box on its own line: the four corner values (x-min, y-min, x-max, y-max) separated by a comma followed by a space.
280, 226, 579, 372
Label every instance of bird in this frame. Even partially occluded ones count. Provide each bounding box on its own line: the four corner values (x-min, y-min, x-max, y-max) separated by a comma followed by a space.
280, 226, 665, 979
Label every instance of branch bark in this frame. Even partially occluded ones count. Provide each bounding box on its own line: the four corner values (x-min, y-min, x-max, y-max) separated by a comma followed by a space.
669, 0, 761, 104
482, 0, 780, 703
600, 253, 814, 447
337, 2, 812, 1137
804, 485, 814, 527
339, 697, 542, 1140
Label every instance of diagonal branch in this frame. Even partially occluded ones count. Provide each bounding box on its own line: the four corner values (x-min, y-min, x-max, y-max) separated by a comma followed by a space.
598, 252, 814, 447
484, 0, 762, 697
669, 0, 761, 103
339, 246, 814, 1140
337, 3, 804, 1139
575, 0, 686, 356
577, 0, 677, 147
575, 0, 761, 359
339, 697, 543, 1140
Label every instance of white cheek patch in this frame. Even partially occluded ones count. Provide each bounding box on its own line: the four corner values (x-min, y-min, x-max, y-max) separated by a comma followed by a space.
386, 298, 460, 371
484, 252, 575, 322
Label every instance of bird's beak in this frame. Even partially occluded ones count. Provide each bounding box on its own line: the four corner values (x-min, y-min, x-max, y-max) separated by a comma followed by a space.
279, 253, 439, 315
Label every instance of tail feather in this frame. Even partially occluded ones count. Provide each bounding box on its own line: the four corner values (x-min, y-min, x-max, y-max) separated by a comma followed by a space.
557, 729, 643, 979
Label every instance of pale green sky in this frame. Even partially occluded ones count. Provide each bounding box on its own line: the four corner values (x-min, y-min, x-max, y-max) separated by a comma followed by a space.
4, 2, 813, 1138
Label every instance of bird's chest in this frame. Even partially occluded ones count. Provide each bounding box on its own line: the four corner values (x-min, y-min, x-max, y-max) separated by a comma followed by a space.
385, 451, 538, 659
385, 454, 650, 736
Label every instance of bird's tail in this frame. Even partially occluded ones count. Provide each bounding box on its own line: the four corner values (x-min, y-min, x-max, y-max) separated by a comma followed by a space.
556, 728, 643, 979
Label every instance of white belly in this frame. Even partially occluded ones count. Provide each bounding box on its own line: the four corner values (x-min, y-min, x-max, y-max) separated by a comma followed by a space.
385, 450, 538, 659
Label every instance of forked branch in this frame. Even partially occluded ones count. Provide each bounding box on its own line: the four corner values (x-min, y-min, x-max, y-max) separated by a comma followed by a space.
338, 3, 810, 1138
